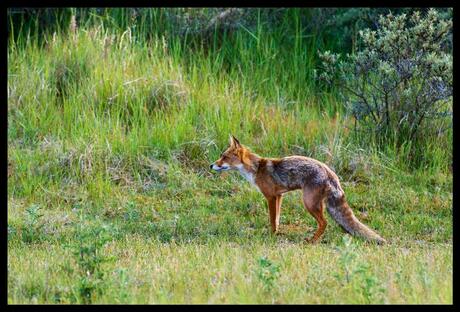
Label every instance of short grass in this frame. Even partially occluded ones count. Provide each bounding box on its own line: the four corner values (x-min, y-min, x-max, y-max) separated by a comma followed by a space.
8, 9, 452, 304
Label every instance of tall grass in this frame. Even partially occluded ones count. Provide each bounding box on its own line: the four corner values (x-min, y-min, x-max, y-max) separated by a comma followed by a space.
8, 8, 451, 171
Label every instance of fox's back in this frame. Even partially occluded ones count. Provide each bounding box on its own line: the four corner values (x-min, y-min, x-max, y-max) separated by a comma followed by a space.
264, 156, 332, 190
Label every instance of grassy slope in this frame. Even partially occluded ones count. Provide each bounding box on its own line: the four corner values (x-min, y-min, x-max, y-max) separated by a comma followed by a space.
7, 15, 452, 304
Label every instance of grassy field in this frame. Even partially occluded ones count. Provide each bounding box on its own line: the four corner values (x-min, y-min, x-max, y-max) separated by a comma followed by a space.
7, 9, 452, 304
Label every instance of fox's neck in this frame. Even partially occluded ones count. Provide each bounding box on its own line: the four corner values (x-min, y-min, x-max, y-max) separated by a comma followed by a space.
242, 149, 262, 172
236, 149, 263, 186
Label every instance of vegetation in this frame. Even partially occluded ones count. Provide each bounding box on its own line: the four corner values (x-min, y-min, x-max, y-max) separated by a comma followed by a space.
8, 8, 452, 304
317, 9, 452, 166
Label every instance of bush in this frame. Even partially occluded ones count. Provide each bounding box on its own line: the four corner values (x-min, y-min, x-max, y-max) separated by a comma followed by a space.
316, 9, 452, 160
310, 8, 452, 52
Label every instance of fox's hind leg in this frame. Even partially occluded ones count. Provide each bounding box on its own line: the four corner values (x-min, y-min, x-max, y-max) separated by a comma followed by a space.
302, 186, 327, 243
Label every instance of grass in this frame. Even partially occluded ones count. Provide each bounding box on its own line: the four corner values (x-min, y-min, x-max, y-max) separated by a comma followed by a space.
7, 9, 452, 304
7, 239, 453, 304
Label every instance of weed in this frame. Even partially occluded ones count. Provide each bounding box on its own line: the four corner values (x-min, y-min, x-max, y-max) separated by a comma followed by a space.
124, 201, 140, 222
21, 204, 44, 244
255, 256, 280, 291
8, 225, 17, 240
114, 268, 130, 303
333, 236, 386, 303
65, 223, 115, 303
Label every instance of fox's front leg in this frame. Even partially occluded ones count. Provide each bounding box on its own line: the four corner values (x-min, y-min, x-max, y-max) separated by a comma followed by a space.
275, 195, 282, 232
266, 196, 281, 234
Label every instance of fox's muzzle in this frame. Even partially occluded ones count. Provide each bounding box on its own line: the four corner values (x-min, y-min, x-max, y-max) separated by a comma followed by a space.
210, 162, 230, 171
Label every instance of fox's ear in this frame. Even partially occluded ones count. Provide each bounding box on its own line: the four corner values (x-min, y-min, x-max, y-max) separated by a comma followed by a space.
229, 134, 235, 147
230, 135, 241, 148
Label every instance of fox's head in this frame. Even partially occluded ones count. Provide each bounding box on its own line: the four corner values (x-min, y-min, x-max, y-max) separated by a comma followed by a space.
210, 135, 246, 172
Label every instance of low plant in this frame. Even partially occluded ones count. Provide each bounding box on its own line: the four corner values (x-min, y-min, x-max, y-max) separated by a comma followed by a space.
21, 204, 44, 243
255, 256, 280, 291
65, 223, 114, 303
333, 236, 386, 303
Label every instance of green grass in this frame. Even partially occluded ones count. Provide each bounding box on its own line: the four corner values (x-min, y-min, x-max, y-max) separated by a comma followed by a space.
8, 9, 452, 304
7, 239, 453, 304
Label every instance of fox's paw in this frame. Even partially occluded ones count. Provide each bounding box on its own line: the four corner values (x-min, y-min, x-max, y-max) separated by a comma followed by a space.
304, 236, 320, 244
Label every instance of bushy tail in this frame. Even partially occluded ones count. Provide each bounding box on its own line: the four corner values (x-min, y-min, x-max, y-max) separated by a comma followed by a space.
326, 179, 386, 245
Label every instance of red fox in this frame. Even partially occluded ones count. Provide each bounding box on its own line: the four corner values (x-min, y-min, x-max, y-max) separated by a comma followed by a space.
210, 135, 386, 244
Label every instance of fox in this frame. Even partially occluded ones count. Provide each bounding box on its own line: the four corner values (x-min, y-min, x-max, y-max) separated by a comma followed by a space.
210, 135, 386, 244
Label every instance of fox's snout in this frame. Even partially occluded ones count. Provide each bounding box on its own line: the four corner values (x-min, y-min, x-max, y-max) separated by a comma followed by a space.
210, 161, 230, 172
210, 163, 219, 171
210, 163, 219, 170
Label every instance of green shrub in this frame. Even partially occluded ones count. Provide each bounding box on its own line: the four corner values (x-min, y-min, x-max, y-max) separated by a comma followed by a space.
316, 9, 452, 165
310, 8, 452, 52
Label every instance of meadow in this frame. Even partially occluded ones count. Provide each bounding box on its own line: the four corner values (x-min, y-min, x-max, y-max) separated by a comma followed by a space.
7, 8, 452, 304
